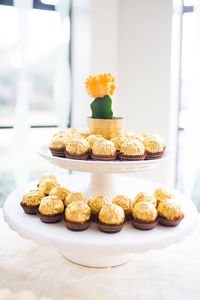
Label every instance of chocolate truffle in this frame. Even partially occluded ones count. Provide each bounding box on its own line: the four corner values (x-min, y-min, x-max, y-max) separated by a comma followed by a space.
119, 139, 145, 160
86, 134, 104, 148
65, 128, 79, 137
49, 136, 67, 157
133, 192, 157, 207
131, 202, 158, 230
65, 200, 91, 231
154, 187, 174, 203
143, 136, 165, 159
38, 179, 58, 196
91, 139, 116, 161
98, 203, 125, 233
111, 135, 128, 152
64, 192, 85, 207
20, 189, 44, 214
39, 173, 57, 184
49, 186, 71, 201
65, 138, 89, 160
112, 195, 132, 220
38, 195, 64, 223
87, 194, 109, 221
157, 199, 184, 226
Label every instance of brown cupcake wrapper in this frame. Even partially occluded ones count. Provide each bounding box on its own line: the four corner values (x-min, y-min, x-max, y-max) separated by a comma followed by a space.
37, 211, 63, 223
98, 221, 124, 233
65, 220, 90, 231
145, 149, 165, 160
64, 150, 89, 160
49, 147, 66, 158
119, 154, 146, 161
20, 202, 39, 215
159, 213, 184, 227
91, 154, 117, 161
132, 218, 158, 230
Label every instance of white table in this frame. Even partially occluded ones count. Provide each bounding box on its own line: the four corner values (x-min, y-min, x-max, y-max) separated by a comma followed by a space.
1, 210, 200, 300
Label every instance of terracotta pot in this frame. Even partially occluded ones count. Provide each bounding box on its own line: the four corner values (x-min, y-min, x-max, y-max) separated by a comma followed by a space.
88, 117, 123, 139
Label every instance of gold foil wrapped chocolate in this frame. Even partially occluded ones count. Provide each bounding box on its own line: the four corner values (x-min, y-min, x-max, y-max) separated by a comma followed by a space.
143, 136, 164, 153
154, 187, 174, 202
64, 192, 85, 207
133, 192, 157, 207
111, 135, 128, 151
86, 134, 104, 148
112, 195, 132, 213
157, 199, 182, 221
38, 179, 58, 195
49, 186, 71, 201
22, 190, 44, 206
65, 200, 91, 223
132, 202, 157, 222
120, 139, 145, 156
39, 196, 64, 215
92, 139, 116, 157
49, 136, 66, 149
87, 195, 109, 214
98, 203, 125, 225
39, 173, 57, 183
65, 138, 89, 155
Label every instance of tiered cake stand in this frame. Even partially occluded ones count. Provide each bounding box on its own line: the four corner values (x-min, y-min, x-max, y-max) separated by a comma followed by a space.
3, 144, 199, 267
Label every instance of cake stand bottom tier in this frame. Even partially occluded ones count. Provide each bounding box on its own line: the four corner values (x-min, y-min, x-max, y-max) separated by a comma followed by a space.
3, 175, 199, 268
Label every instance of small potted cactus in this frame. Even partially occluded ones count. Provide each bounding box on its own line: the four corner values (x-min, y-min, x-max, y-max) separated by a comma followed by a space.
85, 73, 123, 139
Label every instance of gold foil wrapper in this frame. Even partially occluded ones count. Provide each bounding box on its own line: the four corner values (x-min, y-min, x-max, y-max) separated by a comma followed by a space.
133, 192, 157, 207
65, 138, 89, 155
88, 195, 109, 213
157, 200, 182, 221
49, 136, 66, 149
64, 192, 85, 207
120, 139, 145, 156
39, 196, 64, 215
65, 200, 91, 223
39, 179, 58, 195
143, 136, 164, 153
111, 135, 128, 151
86, 135, 104, 148
49, 186, 71, 201
154, 188, 174, 202
22, 190, 44, 206
132, 202, 157, 222
39, 173, 57, 183
92, 139, 116, 156
112, 195, 132, 213
98, 203, 125, 225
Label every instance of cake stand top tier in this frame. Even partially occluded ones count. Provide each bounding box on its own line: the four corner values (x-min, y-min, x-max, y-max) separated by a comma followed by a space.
37, 144, 169, 173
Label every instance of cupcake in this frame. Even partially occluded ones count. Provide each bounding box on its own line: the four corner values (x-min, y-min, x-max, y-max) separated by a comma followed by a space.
98, 203, 125, 233
131, 202, 158, 230
143, 136, 165, 159
20, 190, 44, 214
112, 195, 132, 220
111, 134, 128, 156
154, 187, 174, 203
65, 200, 91, 231
38, 196, 64, 223
119, 139, 145, 160
87, 194, 109, 221
64, 192, 85, 207
49, 186, 71, 202
49, 135, 67, 157
133, 192, 157, 207
91, 139, 117, 161
157, 199, 184, 227
38, 179, 58, 196
65, 138, 89, 160
86, 134, 104, 149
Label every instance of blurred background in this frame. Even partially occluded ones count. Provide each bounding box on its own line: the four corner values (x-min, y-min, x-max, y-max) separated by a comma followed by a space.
0, 0, 200, 209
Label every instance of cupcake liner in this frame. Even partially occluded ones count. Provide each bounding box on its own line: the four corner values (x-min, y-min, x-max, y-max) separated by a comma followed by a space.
132, 218, 158, 230
91, 154, 117, 161
145, 149, 165, 160
49, 147, 66, 158
65, 220, 90, 231
37, 211, 63, 223
119, 154, 146, 161
159, 213, 184, 227
98, 221, 124, 233
20, 202, 39, 215
64, 150, 89, 160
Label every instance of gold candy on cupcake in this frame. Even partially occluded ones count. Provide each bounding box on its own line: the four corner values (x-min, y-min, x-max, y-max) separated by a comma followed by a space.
133, 192, 157, 207
143, 136, 165, 159
20, 189, 44, 215
119, 139, 145, 160
131, 201, 158, 230
65, 200, 91, 231
38, 179, 58, 196
157, 199, 184, 226
49, 186, 71, 201
38, 195, 64, 223
64, 192, 85, 207
65, 138, 89, 160
98, 203, 125, 233
91, 139, 116, 161
154, 187, 174, 203
112, 195, 132, 220
88, 194, 109, 221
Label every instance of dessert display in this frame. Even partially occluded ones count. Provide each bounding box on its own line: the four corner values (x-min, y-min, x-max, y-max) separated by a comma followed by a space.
112, 195, 132, 220
38, 196, 64, 223
65, 200, 91, 231
20, 190, 44, 215
131, 202, 158, 230
88, 194, 109, 221
157, 199, 184, 227
98, 203, 125, 233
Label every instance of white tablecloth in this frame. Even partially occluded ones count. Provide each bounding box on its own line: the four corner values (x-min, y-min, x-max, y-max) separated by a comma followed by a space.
1, 210, 200, 300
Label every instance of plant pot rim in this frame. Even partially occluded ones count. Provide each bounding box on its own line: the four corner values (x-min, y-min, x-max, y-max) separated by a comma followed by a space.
88, 117, 123, 120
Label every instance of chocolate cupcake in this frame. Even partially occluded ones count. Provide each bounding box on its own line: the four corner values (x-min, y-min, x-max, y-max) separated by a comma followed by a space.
133, 192, 157, 207
91, 139, 117, 161
87, 194, 109, 221
131, 201, 158, 230
157, 199, 184, 227
65, 138, 89, 160
119, 139, 145, 161
38, 179, 58, 196
111, 134, 128, 157
154, 187, 174, 204
49, 186, 71, 202
65, 200, 91, 231
49, 135, 67, 157
98, 203, 125, 233
143, 136, 165, 160
112, 195, 132, 221
38, 196, 64, 223
64, 192, 85, 207
20, 190, 44, 214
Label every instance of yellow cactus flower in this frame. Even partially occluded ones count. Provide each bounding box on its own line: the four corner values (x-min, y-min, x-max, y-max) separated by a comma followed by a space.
85, 73, 116, 99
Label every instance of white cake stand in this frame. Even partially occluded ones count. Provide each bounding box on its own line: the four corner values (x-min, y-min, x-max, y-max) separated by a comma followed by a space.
3, 144, 199, 268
